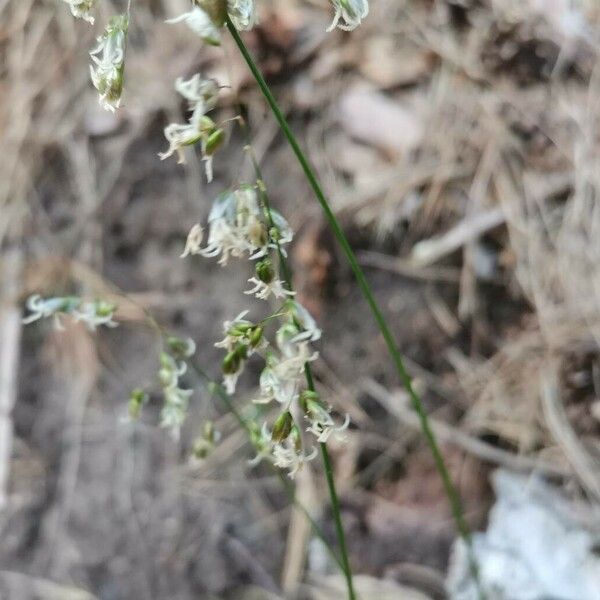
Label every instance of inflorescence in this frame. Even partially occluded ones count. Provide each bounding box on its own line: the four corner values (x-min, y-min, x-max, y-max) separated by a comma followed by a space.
36, 0, 367, 475
22, 294, 118, 330
179, 179, 349, 477
61, 0, 368, 127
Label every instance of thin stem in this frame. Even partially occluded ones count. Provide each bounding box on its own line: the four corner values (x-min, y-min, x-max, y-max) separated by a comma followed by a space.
103, 244, 354, 585
245, 142, 356, 600
303, 390, 355, 598
185, 358, 345, 574
319, 443, 354, 581
227, 16, 480, 589
107, 284, 347, 577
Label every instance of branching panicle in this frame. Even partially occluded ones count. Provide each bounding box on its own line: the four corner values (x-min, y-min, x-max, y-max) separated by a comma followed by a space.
62, 0, 96, 24
40, 3, 377, 598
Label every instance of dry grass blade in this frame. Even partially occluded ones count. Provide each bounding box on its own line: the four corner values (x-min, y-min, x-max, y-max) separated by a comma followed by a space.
541, 360, 600, 501
411, 207, 505, 267
363, 378, 569, 477
281, 466, 317, 593
0, 248, 23, 509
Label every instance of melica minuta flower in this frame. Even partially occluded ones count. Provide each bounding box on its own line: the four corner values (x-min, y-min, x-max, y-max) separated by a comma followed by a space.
128, 337, 196, 431
181, 224, 204, 258
181, 186, 293, 265
166, 5, 223, 46
89, 15, 129, 112
248, 422, 274, 467
267, 210, 294, 249
253, 302, 321, 407
189, 187, 264, 263
159, 74, 224, 180
271, 410, 294, 443
63, 0, 96, 24
22, 295, 80, 327
245, 258, 295, 300
74, 299, 119, 330
175, 74, 219, 113
271, 422, 317, 479
249, 419, 317, 479
301, 390, 350, 443
227, 0, 257, 31
216, 311, 264, 393
285, 300, 322, 343
215, 310, 251, 351
168, 0, 258, 43
254, 353, 299, 405
160, 114, 224, 174
22, 294, 118, 331
275, 322, 319, 379
128, 388, 149, 420
191, 421, 221, 460
327, 0, 369, 32
158, 352, 187, 389
221, 343, 248, 394
166, 335, 197, 359
158, 352, 194, 436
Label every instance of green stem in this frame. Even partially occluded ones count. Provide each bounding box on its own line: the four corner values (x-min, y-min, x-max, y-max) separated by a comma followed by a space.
305, 367, 355, 599
115, 286, 355, 588
247, 144, 357, 600
226, 16, 480, 589
319, 442, 356, 598
186, 358, 345, 574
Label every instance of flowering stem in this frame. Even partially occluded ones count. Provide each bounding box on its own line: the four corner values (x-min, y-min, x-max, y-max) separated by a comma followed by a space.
114, 290, 347, 579
303, 359, 356, 599
245, 145, 357, 599
185, 358, 347, 575
319, 442, 354, 580
227, 16, 480, 587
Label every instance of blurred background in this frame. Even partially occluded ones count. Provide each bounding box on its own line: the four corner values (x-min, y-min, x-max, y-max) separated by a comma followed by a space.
2, 0, 600, 598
